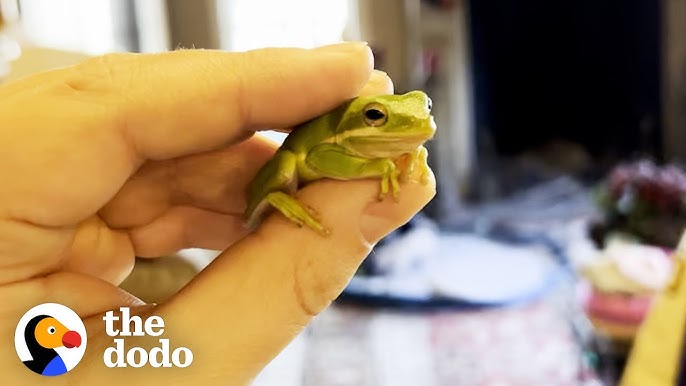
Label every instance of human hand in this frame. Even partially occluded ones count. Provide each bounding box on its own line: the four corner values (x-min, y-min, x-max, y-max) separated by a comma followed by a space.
0, 42, 435, 385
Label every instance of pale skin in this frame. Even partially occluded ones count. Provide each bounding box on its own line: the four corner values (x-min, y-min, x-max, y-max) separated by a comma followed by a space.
0, 42, 435, 385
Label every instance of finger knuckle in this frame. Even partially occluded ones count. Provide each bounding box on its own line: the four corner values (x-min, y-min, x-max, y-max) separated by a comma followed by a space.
291, 236, 371, 317
65, 52, 139, 93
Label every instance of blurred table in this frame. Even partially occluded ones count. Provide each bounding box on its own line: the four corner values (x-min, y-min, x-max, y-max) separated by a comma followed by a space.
255, 300, 592, 386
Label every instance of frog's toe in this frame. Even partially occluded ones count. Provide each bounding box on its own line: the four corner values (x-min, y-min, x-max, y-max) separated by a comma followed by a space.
378, 185, 390, 201
379, 178, 390, 201
286, 216, 305, 228
418, 165, 431, 185
304, 217, 330, 236
390, 172, 401, 200
318, 226, 332, 237
304, 204, 321, 220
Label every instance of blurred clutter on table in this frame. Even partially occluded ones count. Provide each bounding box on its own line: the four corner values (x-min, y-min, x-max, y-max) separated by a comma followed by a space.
2, 0, 685, 385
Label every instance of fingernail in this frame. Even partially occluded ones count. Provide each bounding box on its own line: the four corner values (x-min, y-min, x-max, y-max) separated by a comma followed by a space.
368, 70, 394, 94
369, 70, 389, 83
315, 41, 370, 54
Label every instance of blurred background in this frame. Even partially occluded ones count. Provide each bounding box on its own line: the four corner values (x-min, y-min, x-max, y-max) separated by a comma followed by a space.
1, 0, 685, 385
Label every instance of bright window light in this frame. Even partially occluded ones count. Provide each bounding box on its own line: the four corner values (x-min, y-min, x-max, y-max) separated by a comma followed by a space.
217, 0, 350, 51
216, 0, 351, 144
18, 0, 121, 54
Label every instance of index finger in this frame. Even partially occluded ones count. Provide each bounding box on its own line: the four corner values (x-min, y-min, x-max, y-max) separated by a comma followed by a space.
0, 43, 374, 225
119, 43, 373, 160
268, 68, 393, 133
4, 42, 374, 161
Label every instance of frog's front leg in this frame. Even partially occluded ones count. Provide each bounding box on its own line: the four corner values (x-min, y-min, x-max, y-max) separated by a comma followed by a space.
395, 146, 430, 185
306, 144, 401, 201
415, 145, 430, 185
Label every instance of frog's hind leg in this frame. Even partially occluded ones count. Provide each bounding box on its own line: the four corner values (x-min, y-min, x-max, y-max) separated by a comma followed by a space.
246, 150, 329, 236
264, 191, 330, 236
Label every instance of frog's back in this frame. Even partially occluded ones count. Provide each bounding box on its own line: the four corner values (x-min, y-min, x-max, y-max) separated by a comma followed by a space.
243, 101, 348, 228
243, 151, 295, 228
280, 109, 340, 153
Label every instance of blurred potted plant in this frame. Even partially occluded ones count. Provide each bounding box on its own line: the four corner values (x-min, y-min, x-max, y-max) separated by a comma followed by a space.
580, 161, 686, 344
591, 160, 686, 248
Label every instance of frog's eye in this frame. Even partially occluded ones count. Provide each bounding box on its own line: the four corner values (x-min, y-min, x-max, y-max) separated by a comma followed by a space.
426, 97, 432, 111
363, 103, 388, 127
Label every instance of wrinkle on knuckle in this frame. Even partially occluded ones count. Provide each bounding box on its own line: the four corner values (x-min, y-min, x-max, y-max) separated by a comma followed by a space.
291, 234, 372, 317
0, 276, 50, 317
226, 53, 253, 129
176, 50, 252, 129
292, 258, 320, 317
235, 48, 300, 124
66, 52, 139, 94
114, 104, 144, 164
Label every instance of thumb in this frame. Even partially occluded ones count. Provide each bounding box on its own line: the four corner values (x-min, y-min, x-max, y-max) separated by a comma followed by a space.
158, 170, 436, 384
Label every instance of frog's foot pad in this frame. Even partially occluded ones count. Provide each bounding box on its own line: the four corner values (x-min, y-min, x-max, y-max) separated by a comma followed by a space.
265, 191, 330, 236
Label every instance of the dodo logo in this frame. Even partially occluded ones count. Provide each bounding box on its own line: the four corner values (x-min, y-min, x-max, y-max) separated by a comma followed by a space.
14, 303, 87, 376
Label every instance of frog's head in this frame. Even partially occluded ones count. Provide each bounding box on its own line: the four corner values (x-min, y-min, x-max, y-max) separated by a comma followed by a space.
334, 90, 436, 158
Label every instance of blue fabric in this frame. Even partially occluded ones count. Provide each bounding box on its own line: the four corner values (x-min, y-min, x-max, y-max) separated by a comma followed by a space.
42, 355, 67, 376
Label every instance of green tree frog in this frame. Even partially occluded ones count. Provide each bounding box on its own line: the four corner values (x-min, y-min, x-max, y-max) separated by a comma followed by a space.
244, 90, 436, 236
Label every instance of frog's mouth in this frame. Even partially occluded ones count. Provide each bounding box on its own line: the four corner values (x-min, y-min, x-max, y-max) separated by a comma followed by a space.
371, 129, 435, 143
341, 131, 435, 158
335, 115, 436, 155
